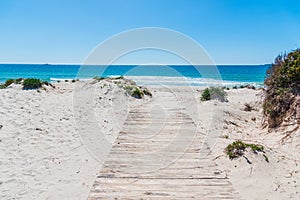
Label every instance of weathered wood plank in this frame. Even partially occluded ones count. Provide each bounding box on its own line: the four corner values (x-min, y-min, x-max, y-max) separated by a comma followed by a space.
87, 92, 242, 199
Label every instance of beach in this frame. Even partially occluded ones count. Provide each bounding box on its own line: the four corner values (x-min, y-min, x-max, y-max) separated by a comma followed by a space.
0, 79, 300, 200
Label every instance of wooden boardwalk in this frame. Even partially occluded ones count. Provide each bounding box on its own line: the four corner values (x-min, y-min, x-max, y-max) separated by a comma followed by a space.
88, 90, 241, 199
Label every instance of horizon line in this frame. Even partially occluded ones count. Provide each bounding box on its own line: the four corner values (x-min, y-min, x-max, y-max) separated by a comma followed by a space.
0, 62, 271, 66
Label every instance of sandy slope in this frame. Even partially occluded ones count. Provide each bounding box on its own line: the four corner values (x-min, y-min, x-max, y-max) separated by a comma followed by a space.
200, 89, 300, 200
0, 81, 299, 199
0, 80, 146, 200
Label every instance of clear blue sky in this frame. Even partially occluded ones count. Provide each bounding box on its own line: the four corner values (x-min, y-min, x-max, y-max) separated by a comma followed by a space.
0, 0, 299, 64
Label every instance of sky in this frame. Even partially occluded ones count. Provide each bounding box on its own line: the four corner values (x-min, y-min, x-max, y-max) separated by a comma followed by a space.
0, 0, 300, 65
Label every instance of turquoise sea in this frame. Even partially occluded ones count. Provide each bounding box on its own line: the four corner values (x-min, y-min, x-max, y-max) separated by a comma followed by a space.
0, 64, 270, 86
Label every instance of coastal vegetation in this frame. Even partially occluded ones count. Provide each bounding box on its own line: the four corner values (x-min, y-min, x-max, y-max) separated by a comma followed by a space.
263, 49, 300, 128
0, 78, 23, 89
93, 76, 152, 99
201, 87, 227, 102
22, 78, 43, 89
93, 76, 124, 81
226, 140, 268, 163
93, 76, 106, 81
124, 85, 152, 99
232, 84, 256, 90
0, 78, 55, 90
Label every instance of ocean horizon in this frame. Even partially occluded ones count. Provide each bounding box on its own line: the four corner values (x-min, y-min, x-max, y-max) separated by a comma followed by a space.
0, 64, 270, 86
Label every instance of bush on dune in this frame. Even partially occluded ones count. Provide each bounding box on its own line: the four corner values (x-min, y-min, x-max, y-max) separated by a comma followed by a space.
226, 140, 267, 163
201, 88, 211, 101
201, 87, 227, 102
0, 78, 49, 90
263, 49, 300, 128
0, 78, 24, 89
97, 77, 152, 99
23, 78, 42, 90
4, 79, 14, 87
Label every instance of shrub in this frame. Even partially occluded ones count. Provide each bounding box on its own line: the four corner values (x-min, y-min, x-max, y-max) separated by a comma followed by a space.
114, 76, 124, 80
201, 88, 211, 101
201, 87, 227, 102
226, 140, 264, 160
125, 86, 143, 98
263, 49, 300, 128
0, 79, 13, 89
93, 76, 105, 81
5, 79, 14, 87
131, 87, 144, 99
124, 85, 152, 99
23, 78, 42, 90
0, 78, 23, 89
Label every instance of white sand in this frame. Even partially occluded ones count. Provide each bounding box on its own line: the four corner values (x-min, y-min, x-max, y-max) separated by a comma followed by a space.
0, 80, 299, 199
0, 80, 146, 200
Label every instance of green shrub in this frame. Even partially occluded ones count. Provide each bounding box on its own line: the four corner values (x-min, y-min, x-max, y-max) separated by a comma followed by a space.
125, 86, 143, 98
201, 88, 211, 101
0, 79, 13, 89
93, 76, 105, 81
124, 85, 152, 99
201, 87, 227, 102
114, 76, 124, 79
0, 78, 24, 89
23, 78, 42, 90
226, 140, 265, 160
131, 87, 144, 99
5, 79, 14, 87
263, 49, 300, 128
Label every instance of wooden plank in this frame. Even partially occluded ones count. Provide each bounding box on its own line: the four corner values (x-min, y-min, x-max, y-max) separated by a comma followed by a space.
87, 92, 242, 199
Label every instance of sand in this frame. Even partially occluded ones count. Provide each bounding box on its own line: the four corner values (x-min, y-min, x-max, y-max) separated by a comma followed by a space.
0, 79, 299, 199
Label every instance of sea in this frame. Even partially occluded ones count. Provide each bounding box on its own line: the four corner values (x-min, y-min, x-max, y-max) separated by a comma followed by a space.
0, 64, 270, 87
